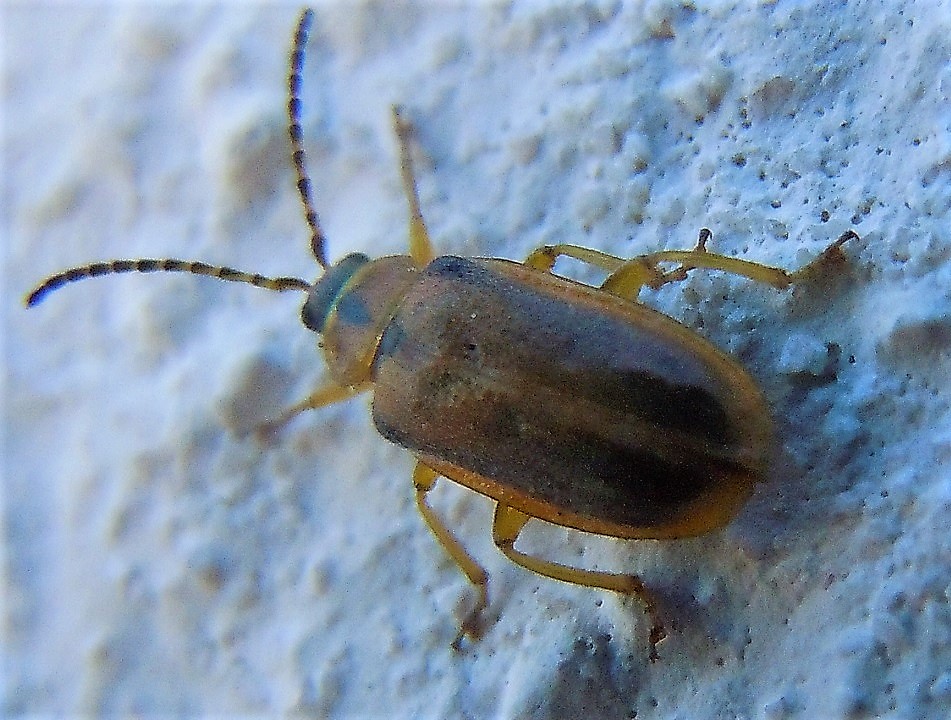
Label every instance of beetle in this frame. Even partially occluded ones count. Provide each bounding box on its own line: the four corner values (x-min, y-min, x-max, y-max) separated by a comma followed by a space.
26, 9, 856, 660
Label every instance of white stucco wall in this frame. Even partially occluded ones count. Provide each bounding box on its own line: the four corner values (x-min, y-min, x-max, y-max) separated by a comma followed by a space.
5, 2, 951, 717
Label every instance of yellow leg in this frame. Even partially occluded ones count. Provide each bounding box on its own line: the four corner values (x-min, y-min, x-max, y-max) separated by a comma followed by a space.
413, 462, 489, 649
255, 381, 367, 440
392, 106, 435, 268
526, 228, 858, 302
492, 503, 667, 661
524, 233, 711, 298
525, 243, 628, 274
600, 228, 712, 299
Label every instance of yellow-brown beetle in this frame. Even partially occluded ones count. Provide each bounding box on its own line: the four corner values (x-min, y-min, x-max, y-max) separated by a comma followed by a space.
26, 10, 856, 660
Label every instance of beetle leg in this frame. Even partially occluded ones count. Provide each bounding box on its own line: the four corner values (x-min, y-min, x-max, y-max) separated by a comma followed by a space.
524, 242, 694, 302
599, 229, 712, 299
526, 229, 857, 302
255, 381, 368, 440
491, 503, 667, 661
413, 462, 489, 649
524, 242, 690, 300
524, 243, 627, 274
392, 106, 435, 268
787, 228, 858, 283
602, 228, 859, 301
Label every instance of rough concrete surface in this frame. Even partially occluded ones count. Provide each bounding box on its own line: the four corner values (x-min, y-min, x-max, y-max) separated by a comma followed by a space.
4, 1, 951, 717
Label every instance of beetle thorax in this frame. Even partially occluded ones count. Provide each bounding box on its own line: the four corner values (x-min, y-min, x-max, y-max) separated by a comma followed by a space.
302, 254, 421, 386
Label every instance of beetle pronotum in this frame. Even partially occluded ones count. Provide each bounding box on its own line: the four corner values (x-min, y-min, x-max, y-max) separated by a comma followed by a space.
27, 9, 856, 660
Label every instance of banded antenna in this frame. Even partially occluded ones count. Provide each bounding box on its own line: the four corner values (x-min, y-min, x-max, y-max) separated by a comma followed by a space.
288, 8, 328, 269
26, 9, 324, 307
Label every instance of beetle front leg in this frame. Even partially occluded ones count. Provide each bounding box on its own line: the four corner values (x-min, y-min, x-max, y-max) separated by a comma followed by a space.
492, 503, 667, 661
413, 462, 489, 649
392, 106, 436, 268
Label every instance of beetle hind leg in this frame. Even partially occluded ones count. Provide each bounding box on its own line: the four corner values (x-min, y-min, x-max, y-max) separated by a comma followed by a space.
492, 503, 667, 661
413, 462, 489, 649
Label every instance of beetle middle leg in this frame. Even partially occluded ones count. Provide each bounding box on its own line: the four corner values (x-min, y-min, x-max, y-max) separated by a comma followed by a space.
491, 503, 667, 661
413, 462, 489, 649
524, 237, 700, 300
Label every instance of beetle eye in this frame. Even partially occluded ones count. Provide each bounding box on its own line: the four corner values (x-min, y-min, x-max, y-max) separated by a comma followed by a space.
301, 253, 370, 333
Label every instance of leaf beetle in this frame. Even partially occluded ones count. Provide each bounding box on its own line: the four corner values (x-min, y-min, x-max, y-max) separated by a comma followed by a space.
26, 9, 857, 660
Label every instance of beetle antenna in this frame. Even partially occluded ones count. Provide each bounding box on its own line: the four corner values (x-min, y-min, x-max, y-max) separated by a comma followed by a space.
26, 10, 326, 309
25, 259, 311, 307
288, 8, 328, 270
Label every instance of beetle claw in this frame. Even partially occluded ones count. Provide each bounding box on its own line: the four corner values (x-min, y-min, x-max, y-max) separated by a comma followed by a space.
252, 415, 289, 445
648, 622, 668, 663
450, 611, 484, 652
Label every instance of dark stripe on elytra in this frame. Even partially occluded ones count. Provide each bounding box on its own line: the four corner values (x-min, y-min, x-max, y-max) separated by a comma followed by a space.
424, 256, 733, 445
487, 413, 737, 525
375, 406, 737, 527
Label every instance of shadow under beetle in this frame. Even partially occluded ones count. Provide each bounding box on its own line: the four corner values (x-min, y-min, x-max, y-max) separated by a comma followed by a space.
27, 9, 857, 661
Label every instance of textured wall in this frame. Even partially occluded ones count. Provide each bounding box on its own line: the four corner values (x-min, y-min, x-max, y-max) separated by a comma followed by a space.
5, 2, 951, 717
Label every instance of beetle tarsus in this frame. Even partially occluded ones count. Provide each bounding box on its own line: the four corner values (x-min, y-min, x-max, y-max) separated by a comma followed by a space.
648, 623, 666, 663
645, 616, 668, 661
790, 229, 859, 283
619, 573, 667, 662
451, 605, 485, 652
